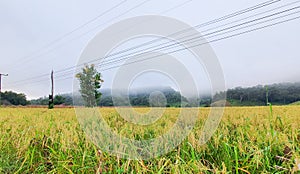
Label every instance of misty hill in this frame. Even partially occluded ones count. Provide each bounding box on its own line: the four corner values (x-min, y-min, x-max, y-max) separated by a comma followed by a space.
213, 82, 300, 106
23, 82, 300, 107
30, 86, 194, 107
99, 86, 190, 107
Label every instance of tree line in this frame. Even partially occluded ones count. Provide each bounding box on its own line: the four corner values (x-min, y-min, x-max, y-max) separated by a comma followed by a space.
213, 82, 300, 106
29, 87, 188, 107
2, 83, 300, 107
0, 91, 28, 106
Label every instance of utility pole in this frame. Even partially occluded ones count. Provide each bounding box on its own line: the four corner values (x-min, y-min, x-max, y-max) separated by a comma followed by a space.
48, 70, 54, 109
0, 73, 8, 106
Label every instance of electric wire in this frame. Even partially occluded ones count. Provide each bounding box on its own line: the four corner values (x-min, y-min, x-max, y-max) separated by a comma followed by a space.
7, 0, 280, 87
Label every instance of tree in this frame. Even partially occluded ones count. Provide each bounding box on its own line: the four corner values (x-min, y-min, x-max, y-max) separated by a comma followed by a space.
0, 91, 28, 106
54, 95, 65, 105
75, 64, 103, 107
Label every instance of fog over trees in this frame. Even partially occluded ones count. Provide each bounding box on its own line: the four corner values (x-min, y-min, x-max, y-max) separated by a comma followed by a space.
2, 82, 300, 107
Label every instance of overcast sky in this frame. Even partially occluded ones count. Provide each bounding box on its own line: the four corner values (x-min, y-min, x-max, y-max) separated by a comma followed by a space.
0, 0, 299, 99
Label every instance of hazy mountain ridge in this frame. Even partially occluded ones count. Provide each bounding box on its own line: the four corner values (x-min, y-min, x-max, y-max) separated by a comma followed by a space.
17, 82, 300, 107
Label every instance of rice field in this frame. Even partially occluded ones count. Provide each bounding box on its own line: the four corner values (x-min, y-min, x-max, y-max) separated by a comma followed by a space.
0, 106, 299, 173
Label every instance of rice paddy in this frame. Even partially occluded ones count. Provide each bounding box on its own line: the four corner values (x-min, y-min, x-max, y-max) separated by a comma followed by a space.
0, 106, 299, 173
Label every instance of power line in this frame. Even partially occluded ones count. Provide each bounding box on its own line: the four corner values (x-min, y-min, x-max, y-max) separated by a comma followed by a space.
10, 6, 300, 86
111, 0, 300, 65
7, 0, 128, 69
99, 14, 300, 72
34, 0, 195, 83
53, 0, 281, 74
44, 12, 300, 81
10, 0, 152, 72
9, 0, 299, 88
5, 0, 284, 87
7, 0, 152, 85
7, 0, 280, 87
161, 0, 193, 14
54, 4, 300, 73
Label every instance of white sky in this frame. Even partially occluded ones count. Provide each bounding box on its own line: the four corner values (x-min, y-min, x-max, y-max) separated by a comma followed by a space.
0, 0, 299, 99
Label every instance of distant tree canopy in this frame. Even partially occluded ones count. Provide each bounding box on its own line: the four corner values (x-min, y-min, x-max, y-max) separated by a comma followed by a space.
27, 82, 300, 107
99, 87, 190, 107
76, 64, 103, 107
0, 91, 28, 106
214, 82, 300, 106
30, 95, 72, 106
54, 95, 65, 105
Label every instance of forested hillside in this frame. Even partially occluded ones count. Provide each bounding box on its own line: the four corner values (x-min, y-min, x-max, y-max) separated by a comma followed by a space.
214, 82, 300, 106
3, 82, 300, 107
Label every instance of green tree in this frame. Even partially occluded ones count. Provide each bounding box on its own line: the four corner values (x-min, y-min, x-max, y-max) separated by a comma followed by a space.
0, 91, 28, 106
54, 95, 65, 105
75, 64, 103, 107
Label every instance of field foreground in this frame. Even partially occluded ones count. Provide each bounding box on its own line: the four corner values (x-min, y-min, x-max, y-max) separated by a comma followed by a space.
0, 106, 299, 173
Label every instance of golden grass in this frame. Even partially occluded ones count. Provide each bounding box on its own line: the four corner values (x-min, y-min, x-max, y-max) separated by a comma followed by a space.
0, 106, 299, 173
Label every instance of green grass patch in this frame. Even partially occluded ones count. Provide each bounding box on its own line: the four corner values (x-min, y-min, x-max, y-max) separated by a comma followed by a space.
289, 101, 300, 105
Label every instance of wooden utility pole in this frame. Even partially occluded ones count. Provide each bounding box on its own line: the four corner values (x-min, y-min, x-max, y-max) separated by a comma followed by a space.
48, 70, 54, 109
0, 73, 8, 106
